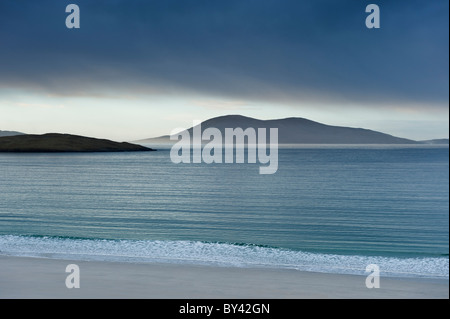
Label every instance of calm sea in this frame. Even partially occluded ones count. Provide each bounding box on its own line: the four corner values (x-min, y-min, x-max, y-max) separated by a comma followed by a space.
0, 145, 448, 278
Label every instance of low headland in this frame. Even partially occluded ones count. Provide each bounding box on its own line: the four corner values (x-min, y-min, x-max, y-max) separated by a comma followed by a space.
0, 133, 155, 152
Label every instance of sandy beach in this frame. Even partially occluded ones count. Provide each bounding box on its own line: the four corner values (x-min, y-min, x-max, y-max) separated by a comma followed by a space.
0, 255, 447, 299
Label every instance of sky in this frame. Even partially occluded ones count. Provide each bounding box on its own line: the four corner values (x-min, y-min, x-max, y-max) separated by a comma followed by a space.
0, 0, 448, 141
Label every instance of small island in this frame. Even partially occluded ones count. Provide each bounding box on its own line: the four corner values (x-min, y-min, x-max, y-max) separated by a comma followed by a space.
0, 133, 155, 153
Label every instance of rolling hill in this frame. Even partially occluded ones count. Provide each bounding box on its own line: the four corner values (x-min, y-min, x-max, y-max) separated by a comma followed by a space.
0, 130, 25, 137
137, 115, 420, 144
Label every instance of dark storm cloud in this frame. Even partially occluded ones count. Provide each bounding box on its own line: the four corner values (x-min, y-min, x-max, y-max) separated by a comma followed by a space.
0, 0, 448, 106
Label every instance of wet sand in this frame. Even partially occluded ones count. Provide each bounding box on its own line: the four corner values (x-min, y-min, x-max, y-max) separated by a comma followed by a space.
0, 255, 448, 299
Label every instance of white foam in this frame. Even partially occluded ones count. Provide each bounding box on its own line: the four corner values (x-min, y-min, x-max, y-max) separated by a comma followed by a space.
0, 235, 447, 278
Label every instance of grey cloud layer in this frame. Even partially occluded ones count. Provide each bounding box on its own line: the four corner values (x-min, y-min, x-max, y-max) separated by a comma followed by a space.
0, 0, 448, 107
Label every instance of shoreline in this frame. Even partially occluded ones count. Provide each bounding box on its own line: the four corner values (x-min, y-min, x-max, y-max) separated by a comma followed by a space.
0, 255, 448, 299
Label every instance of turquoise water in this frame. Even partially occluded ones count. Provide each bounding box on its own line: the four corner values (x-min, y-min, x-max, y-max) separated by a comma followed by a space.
0, 146, 448, 278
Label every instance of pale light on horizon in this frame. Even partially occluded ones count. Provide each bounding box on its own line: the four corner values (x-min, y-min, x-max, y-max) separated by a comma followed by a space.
1, 89, 448, 142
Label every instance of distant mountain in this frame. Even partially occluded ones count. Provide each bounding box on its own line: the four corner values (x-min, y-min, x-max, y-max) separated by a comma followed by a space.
419, 139, 449, 145
137, 115, 419, 144
0, 130, 25, 137
0, 133, 155, 152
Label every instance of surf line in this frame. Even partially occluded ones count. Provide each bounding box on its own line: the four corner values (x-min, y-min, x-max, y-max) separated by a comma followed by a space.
170, 120, 278, 174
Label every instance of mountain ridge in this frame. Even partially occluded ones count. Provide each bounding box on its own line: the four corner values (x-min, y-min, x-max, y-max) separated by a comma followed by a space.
136, 115, 422, 144
0, 130, 25, 137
